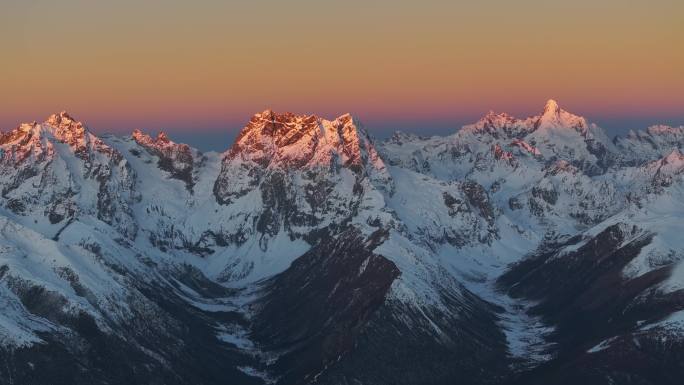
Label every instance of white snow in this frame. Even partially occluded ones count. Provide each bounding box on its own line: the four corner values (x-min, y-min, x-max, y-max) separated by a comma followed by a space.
587, 336, 620, 353
0, 101, 683, 381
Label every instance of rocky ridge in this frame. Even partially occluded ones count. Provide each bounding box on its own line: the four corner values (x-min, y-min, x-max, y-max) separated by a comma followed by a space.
0, 101, 683, 385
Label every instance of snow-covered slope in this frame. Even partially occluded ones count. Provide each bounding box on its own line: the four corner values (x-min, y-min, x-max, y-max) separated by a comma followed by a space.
1, 103, 683, 385
614, 124, 684, 166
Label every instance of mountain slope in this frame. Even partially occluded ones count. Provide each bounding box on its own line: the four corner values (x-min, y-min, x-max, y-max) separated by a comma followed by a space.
1, 103, 683, 385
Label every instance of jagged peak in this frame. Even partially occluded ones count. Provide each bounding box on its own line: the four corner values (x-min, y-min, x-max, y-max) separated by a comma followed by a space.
615, 124, 684, 150
647, 124, 684, 136
132, 129, 156, 146
663, 149, 684, 164
476, 110, 516, 122
463, 100, 589, 136
251, 109, 316, 123
132, 129, 180, 148
246, 110, 359, 129
45, 111, 82, 129
484, 110, 516, 120
642, 149, 684, 187
639, 149, 684, 176
626, 129, 639, 139
41, 110, 89, 147
388, 130, 422, 144
461, 109, 530, 138
457, 100, 601, 145
334, 112, 354, 123
241, 110, 319, 140
24, 110, 89, 149
238, 110, 366, 143
331, 113, 366, 138
131, 129, 147, 141
226, 109, 380, 173
0, 112, 120, 161
156, 131, 170, 143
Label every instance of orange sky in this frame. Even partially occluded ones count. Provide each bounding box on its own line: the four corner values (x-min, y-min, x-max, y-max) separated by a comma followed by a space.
1, 0, 682, 146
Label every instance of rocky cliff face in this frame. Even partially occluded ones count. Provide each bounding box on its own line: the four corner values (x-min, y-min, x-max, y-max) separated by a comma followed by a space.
1, 102, 684, 385
132, 129, 198, 191
211, 110, 393, 257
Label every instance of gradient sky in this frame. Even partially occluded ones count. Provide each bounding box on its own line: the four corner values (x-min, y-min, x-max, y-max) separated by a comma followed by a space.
1, 0, 682, 150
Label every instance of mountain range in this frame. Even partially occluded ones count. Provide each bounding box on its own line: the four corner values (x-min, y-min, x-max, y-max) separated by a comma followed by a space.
1, 100, 683, 385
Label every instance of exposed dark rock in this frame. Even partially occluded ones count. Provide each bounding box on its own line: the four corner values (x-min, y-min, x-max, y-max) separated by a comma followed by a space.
461, 181, 496, 223
499, 224, 684, 385
252, 228, 400, 384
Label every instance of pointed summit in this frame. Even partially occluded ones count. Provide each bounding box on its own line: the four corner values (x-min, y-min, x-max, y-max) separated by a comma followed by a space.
542, 99, 560, 117
534, 99, 588, 133
539, 99, 562, 124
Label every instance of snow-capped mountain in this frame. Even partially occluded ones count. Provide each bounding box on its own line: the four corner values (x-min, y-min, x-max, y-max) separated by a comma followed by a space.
1, 101, 683, 385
